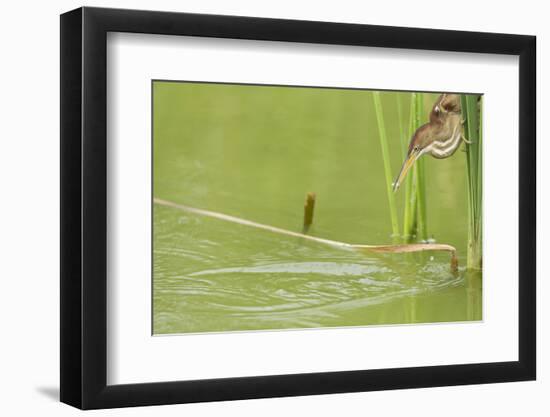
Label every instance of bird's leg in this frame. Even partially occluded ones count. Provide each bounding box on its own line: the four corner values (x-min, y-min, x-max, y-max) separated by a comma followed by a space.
458, 119, 473, 144
459, 118, 474, 144
459, 121, 473, 151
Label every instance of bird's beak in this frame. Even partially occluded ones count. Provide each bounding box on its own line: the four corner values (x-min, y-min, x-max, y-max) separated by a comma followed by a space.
393, 149, 420, 192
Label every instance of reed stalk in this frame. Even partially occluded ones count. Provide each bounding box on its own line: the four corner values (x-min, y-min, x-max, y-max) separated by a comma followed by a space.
396, 94, 405, 150
372, 91, 400, 239
414, 93, 428, 242
302, 192, 316, 234
402, 93, 417, 242
461, 94, 483, 269
402, 93, 428, 242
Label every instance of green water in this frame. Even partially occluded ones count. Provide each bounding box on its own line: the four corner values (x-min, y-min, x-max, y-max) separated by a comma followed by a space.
153, 81, 482, 335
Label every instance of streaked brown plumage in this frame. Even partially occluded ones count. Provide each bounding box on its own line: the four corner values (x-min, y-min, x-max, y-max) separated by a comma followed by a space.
393, 94, 467, 191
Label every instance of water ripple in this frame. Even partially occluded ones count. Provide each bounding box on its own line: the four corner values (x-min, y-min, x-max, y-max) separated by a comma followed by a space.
189, 261, 390, 277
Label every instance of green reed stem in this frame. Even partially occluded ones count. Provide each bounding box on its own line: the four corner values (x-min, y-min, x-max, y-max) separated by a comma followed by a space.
396, 94, 405, 152
414, 93, 428, 241
415, 159, 428, 241
402, 93, 417, 242
461, 94, 483, 269
372, 91, 400, 238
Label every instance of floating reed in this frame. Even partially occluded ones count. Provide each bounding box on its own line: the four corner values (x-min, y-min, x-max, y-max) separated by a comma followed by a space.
154, 197, 458, 272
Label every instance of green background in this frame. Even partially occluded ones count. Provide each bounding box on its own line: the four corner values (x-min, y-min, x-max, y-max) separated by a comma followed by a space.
153, 81, 482, 334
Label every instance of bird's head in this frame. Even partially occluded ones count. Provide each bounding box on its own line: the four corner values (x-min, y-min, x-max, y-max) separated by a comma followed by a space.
392, 124, 432, 192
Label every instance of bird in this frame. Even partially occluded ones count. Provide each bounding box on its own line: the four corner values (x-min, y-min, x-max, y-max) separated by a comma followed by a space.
392, 94, 469, 192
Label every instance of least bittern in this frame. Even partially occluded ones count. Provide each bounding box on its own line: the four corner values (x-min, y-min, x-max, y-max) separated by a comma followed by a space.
393, 94, 469, 191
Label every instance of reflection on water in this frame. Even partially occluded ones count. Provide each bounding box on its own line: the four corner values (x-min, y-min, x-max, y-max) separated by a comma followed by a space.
153, 82, 482, 335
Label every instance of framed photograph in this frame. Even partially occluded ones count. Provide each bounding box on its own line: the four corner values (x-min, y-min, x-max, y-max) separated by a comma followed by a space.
60, 6, 536, 409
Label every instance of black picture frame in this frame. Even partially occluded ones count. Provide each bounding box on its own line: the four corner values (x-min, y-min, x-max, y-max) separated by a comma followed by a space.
60, 6, 536, 410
